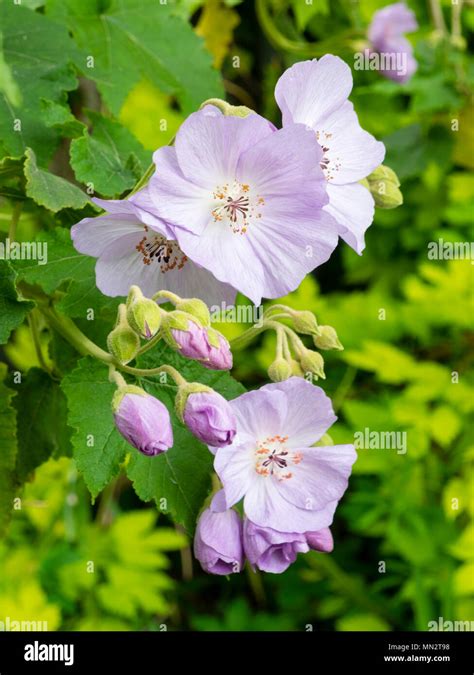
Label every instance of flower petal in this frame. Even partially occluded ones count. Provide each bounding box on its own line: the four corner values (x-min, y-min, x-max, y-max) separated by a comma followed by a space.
324, 181, 375, 254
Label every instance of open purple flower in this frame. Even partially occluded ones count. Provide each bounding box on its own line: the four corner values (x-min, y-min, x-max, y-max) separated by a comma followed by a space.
243, 520, 333, 573
194, 507, 244, 575
274, 55, 385, 254
213, 377, 357, 533
369, 3, 418, 83
114, 390, 173, 456
146, 106, 339, 305
71, 187, 236, 306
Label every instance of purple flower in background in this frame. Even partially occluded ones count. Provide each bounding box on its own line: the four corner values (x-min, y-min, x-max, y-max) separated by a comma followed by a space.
243, 520, 333, 573
274, 55, 385, 254
184, 391, 237, 447
369, 3, 418, 83
194, 508, 244, 575
146, 106, 339, 305
213, 377, 357, 533
71, 187, 236, 306
114, 391, 173, 456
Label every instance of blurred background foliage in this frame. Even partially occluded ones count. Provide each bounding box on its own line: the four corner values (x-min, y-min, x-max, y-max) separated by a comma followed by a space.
0, 0, 473, 631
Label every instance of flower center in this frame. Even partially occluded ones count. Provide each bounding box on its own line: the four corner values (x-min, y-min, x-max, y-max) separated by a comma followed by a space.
211, 180, 264, 235
136, 226, 188, 272
316, 130, 341, 182
255, 435, 302, 481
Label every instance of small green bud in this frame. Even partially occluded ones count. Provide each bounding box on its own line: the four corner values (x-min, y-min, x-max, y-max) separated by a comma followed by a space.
290, 310, 320, 336
366, 164, 403, 209
268, 358, 292, 382
289, 358, 304, 377
112, 384, 147, 413
367, 165, 400, 187
300, 350, 325, 379
107, 304, 140, 364
175, 298, 211, 327
175, 382, 212, 422
126, 285, 162, 339
313, 325, 344, 351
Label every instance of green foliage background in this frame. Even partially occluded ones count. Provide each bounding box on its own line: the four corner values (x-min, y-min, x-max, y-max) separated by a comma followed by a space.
0, 0, 473, 631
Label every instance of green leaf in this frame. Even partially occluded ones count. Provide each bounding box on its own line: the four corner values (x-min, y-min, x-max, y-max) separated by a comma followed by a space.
0, 3, 79, 163
0, 30, 21, 108
61, 358, 129, 498
0, 261, 34, 345
14, 227, 121, 319
24, 148, 90, 212
40, 99, 85, 139
429, 405, 462, 448
46, 0, 224, 116
0, 363, 18, 537
291, 0, 329, 31
70, 110, 149, 197
126, 343, 245, 533
13, 368, 72, 483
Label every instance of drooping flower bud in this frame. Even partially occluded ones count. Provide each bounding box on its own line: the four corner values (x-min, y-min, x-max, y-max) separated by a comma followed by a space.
289, 358, 304, 377
289, 310, 320, 336
161, 311, 210, 360
200, 97, 255, 118
174, 297, 211, 327
204, 327, 233, 370
366, 164, 403, 209
313, 325, 343, 351
299, 349, 325, 379
268, 357, 292, 382
107, 304, 140, 364
126, 285, 162, 339
112, 385, 173, 456
182, 388, 237, 447
194, 508, 244, 575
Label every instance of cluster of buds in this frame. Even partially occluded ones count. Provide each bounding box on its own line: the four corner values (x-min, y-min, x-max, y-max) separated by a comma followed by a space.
264, 305, 343, 384
106, 286, 232, 370
112, 380, 237, 458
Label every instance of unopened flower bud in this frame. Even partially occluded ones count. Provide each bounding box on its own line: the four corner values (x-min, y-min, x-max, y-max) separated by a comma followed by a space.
289, 310, 320, 336
194, 508, 244, 575
200, 98, 255, 118
366, 164, 403, 209
268, 358, 292, 382
175, 297, 211, 327
178, 384, 237, 447
126, 285, 162, 339
367, 165, 400, 186
289, 358, 304, 377
112, 385, 173, 456
313, 325, 343, 351
161, 311, 208, 358
107, 305, 140, 364
204, 327, 233, 370
300, 349, 325, 379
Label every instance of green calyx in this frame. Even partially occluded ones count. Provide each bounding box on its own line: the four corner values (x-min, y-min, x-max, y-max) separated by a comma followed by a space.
268, 357, 292, 382
289, 310, 320, 336
111, 384, 148, 413
300, 349, 326, 379
200, 98, 255, 118
126, 285, 162, 339
313, 325, 344, 351
365, 164, 403, 209
175, 297, 211, 326
161, 310, 199, 350
175, 382, 213, 422
107, 304, 140, 364
205, 326, 223, 350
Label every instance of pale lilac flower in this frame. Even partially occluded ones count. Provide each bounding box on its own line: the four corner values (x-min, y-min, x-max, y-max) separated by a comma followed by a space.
369, 3, 418, 83
146, 106, 339, 305
243, 520, 333, 573
71, 187, 236, 306
114, 392, 173, 456
194, 508, 244, 575
274, 55, 386, 254
213, 377, 357, 533
184, 391, 237, 447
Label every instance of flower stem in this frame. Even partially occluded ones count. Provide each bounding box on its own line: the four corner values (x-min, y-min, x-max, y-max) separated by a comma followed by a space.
429, 0, 447, 34
27, 310, 52, 375
120, 363, 186, 386
127, 162, 156, 197
108, 364, 127, 388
